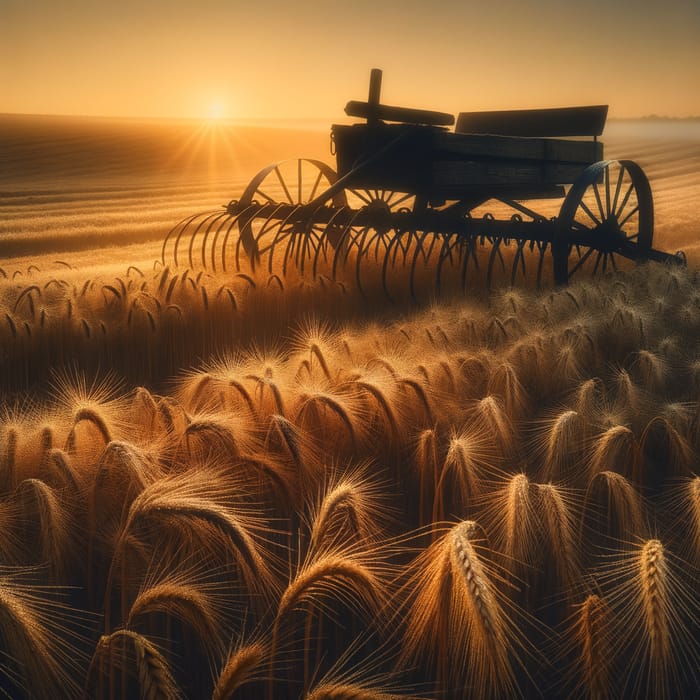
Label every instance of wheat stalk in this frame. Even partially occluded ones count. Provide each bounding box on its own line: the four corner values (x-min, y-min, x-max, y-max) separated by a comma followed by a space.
0, 427, 18, 494
86, 629, 182, 700
574, 594, 612, 700
212, 640, 266, 700
16, 478, 72, 581
541, 409, 585, 483
588, 425, 639, 481
595, 537, 699, 698
0, 573, 85, 699
127, 581, 224, 661
581, 470, 646, 551
305, 684, 420, 700
402, 520, 520, 698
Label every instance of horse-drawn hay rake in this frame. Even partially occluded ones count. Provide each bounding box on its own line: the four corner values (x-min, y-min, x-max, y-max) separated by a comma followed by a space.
163, 69, 684, 296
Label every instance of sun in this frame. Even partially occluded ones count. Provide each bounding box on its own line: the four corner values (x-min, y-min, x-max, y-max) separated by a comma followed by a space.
207, 102, 226, 121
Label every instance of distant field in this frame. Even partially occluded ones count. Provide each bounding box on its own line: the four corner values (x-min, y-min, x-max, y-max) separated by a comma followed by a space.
0, 114, 330, 267
1, 114, 698, 269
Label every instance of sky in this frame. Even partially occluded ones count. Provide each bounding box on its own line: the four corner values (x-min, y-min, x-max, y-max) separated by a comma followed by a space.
2, 0, 699, 121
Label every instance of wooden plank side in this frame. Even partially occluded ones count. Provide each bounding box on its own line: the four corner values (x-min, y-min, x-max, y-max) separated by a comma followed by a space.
432, 160, 589, 188
455, 105, 608, 137
434, 131, 603, 164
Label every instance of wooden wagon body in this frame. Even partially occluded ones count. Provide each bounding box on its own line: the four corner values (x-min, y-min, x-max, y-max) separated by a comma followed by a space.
164, 69, 684, 292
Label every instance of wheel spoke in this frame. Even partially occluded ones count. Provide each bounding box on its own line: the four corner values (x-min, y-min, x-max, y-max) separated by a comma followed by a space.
604, 166, 611, 217
275, 166, 293, 204
619, 205, 640, 229
593, 181, 606, 222
592, 250, 603, 274
615, 181, 635, 218
579, 200, 601, 226
611, 164, 625, 216
255, 188, 277, 204
350, 189, 373, 206
298, 160, 305, 203
390, 192, 414, 208
569, 246, 595, 277
309, 168, 324, 201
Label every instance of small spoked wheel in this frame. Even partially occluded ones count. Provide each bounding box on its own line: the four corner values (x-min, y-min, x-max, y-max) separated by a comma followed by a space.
553, 160, 653, 284
236, 158, 345, 265
346, 188, 417, 218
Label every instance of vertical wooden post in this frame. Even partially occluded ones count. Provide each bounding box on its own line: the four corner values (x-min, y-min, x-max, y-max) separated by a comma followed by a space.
367, 68, 382, 124
368, 68, 382, 105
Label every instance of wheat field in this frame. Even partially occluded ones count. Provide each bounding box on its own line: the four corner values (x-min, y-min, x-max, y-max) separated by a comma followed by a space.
0, 114, 699, 698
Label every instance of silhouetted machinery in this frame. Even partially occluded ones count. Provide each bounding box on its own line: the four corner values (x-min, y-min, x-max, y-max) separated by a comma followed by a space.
164, 69, 684, 295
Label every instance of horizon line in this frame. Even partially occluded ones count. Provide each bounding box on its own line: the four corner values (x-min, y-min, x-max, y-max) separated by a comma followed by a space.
2, 110, 700, 125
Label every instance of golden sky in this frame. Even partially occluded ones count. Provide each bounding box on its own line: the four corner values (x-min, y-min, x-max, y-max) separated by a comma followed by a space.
2, 0, 699, 120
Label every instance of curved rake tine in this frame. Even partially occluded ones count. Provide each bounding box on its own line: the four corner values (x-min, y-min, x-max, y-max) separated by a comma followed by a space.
456, 238, 469, 292
220, 204, 279, 274
435, 233, 459, 297
418, 230, 440, 264
331, 224, 354, 281
382, 230, 403, 275
280, 228, 300, 277
510, 239, 528, 286
300, 224, 326, 276
198, 211, 231, 270
255, 204, 293, 273
297, 210, 325, 275
486, 236, 506, 287
183, 211, 227, 269
300, 201, 336, 279
219, 215, 240, 273
409, 230, 434, 302
222, 204, 260, 273
372, 231, 391, 264
256, 205, 298, 275
381, 229, 409, 302
332, 213, 366, 280
392, 228, 417, 268
354, 226, 372, 297
210, 215, 236, 273
279, 207, 313, 276
162, 209, 217, 267
170, 211, 219, 268
381, 229, 406, 286
359, 227, 381, 263
536, 241, 549, 289
460, 237, 476, 292
281, 230, 299, 277
312, 207, 347, 279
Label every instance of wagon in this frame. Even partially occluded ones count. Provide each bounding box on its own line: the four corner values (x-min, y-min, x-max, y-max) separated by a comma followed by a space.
163, 69, 684, 295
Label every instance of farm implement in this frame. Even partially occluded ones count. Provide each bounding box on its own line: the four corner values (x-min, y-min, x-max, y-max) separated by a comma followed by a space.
163, 69, 685, 295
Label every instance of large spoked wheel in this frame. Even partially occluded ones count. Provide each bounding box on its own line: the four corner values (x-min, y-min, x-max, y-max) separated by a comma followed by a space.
553, 160, 653, 284
235, 159, 346, 268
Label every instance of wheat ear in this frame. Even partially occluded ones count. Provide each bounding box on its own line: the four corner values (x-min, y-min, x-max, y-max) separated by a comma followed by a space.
212, 641, 266, 700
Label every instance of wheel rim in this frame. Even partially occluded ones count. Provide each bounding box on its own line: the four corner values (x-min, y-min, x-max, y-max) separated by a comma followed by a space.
553, 160, 653, 284
236, 159, 345, 267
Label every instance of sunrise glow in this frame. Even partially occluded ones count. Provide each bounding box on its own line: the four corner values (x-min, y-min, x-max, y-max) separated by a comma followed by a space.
3, 0, 699, 120
207, 102, 226, 121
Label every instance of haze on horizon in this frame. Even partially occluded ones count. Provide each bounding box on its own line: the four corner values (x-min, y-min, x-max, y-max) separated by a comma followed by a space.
2, 0, 699, 122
